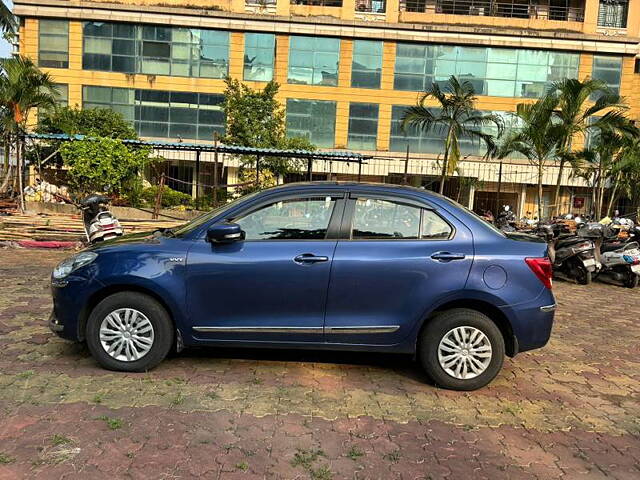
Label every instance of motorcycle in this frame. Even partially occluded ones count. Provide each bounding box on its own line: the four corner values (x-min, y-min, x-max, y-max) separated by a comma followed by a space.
536, 221, 599, 285
495, 205, 516, 232
594, 223, 640, 288
78, 194, 124, 244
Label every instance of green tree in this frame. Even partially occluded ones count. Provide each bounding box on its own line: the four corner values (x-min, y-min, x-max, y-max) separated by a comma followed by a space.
0, 55, 58, 209
59, 137, 154, 199
547, 78, 630, 216
401, 76, 503, 195
572, 123, 640, 217
38, 106, 138, 139
498, 97, 563, 221
221, 77, 314, 191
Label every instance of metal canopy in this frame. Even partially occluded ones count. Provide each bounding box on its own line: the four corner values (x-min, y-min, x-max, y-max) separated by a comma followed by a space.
27, 133, 371, 162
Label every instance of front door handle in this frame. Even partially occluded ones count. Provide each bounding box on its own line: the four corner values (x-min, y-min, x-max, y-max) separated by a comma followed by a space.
431, 251, 466, 262
294, 253, 329, 264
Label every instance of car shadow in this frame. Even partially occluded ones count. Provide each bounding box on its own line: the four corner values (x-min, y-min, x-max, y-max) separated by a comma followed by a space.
173, 346, 432, 385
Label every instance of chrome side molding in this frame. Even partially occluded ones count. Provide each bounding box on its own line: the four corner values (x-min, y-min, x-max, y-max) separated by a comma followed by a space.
325, 325, 400, 334
192, 325, 400, 334
192, 326, 323, 334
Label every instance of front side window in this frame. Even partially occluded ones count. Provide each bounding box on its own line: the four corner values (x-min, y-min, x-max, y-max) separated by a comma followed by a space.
288, 36, 340, 86
39, 20, 69, 68
236, 197, 337, 240
352, 198, 421, 239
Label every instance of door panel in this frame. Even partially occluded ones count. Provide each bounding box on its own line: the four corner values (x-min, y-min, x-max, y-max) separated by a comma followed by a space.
185, 195, 343, 343
324, 196, 474, 345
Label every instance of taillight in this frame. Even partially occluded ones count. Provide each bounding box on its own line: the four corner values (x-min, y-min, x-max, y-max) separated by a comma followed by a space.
525, 257, 553, 289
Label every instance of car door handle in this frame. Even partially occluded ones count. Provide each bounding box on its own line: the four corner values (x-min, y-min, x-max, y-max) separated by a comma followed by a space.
294, 254, 329, 264
431, 252, 466, 262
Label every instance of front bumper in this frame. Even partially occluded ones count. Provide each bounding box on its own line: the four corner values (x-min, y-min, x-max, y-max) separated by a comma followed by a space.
50, 274, 104, 341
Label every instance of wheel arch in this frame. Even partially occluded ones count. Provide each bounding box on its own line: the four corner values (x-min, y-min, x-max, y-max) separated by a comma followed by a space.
417, 299, 518, 357
78, 284, 178, 342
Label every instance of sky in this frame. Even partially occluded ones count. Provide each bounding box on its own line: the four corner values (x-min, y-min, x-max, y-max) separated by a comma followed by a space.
1, 0, 13, 58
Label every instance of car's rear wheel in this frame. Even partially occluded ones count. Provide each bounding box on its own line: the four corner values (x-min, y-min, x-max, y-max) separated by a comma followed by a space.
86, 292, 173, 372
418, 309, 505, 391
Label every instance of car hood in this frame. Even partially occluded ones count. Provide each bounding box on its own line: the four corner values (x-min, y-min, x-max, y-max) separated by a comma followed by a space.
87, 230, 169, 253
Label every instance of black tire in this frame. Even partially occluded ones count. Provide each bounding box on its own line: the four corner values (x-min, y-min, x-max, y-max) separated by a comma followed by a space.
86, 292, 174, 372
418, 309, 505, 391
624, 271, 639, 289
573, 260, 592, 285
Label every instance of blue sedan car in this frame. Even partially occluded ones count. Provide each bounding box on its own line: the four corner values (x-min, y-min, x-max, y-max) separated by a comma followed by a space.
50, 182, 555, 390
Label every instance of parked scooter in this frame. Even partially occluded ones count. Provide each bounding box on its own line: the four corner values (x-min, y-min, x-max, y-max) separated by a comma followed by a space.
594, 223, 640, 288
536, 221, 599, 285
495, 205, 516, 232
78, 194, 124, 244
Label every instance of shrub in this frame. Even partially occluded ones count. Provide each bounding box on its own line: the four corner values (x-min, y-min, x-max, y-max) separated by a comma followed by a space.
140, 185, 194, 209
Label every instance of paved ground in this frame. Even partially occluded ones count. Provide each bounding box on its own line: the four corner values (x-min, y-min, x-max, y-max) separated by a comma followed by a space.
0, 248, 638, 479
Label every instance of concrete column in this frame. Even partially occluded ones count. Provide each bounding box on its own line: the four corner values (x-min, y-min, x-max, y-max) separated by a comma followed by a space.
518, 184, 527, 218
467, 184, 475, 210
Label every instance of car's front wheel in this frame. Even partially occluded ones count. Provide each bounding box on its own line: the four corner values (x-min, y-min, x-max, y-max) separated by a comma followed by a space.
418, 309, 505, 391
86, 292, 173, 372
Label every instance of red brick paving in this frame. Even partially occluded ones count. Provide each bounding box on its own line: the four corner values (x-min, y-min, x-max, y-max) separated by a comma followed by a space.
0, 248, 639, 479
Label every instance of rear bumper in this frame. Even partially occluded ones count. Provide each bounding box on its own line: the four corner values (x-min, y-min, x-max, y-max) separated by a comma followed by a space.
500, 289, 556, 354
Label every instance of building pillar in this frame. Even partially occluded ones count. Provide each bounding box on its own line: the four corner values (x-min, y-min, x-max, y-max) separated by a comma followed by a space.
519, 184, 527, 218
468, 184, 475, 210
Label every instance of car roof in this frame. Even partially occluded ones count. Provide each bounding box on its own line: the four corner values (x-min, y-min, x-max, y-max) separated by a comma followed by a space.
266, 181, 447, 200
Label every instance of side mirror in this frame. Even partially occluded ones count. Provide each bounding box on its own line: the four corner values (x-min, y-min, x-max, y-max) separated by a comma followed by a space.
206, 222, 245, 244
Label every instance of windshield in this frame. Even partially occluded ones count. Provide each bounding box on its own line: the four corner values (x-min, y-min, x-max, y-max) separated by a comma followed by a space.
172, 191, 260, 237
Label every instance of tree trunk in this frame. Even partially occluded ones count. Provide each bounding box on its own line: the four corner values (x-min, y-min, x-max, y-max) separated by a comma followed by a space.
606, 173, 620, 217
552, 158, 565, 218
537, 162, 544, 222
439, 129, 452, 195
17, 136, 25, 212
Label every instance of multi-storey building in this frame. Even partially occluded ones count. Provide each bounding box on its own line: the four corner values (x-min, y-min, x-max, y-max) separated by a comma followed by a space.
14, 0, 640, 216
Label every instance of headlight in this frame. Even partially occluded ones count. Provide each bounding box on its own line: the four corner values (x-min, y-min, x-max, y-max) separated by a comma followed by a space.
52, 252, 98, 279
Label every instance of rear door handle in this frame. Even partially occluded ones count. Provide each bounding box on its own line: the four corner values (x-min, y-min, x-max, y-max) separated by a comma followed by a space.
294, 253, 329, 264
431, 251, 466, 262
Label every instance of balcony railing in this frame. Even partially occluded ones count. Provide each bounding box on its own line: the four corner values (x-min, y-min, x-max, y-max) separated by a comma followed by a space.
400, 0, 585, 22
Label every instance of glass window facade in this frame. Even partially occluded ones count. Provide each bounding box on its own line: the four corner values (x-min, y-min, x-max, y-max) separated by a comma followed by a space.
351, 40, 383, 89
348, 103, 378, 150
394, 43, 579, 98
39, 20, 69, 68
288, 36, 340, 86
244, 33, 276, 82
83, 22, 229, 78
592, 55, 622, 94
389, 106, 521, 156
54, 84, 69, 107
286, 99, 336, 148
83, 86, 224, 140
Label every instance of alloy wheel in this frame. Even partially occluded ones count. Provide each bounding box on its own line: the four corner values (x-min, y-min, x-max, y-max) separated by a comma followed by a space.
437, 326, 492, 380
99, 308, 155, 362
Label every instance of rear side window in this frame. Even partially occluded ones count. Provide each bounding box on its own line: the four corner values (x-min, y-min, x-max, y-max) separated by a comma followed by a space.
351, 198, 452, 240
236, 196, 337, 240
422, 210, 452, 240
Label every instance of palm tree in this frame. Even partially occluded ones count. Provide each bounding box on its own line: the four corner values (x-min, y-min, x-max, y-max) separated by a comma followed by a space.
547, 78, 630, 216
401, 76, 503, 195
0, 1, 17, 35
572, 123, 640, 218
0, 55, 58, 209
498, 96, 563, 221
